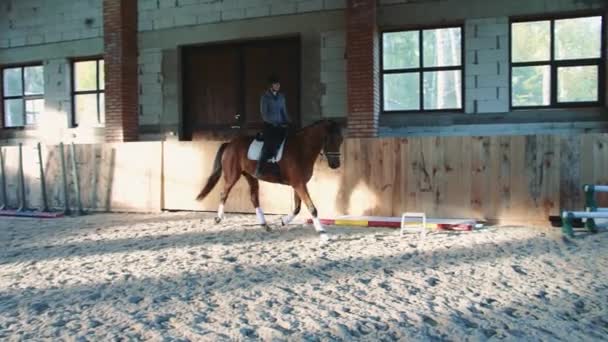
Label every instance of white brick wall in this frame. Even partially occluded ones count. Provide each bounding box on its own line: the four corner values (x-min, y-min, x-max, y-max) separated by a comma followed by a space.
0, 0, 103, 48
138, 48, 164, 125
465, 17, 509, 114
137, 0, 347, 32
320, 30, 347, 118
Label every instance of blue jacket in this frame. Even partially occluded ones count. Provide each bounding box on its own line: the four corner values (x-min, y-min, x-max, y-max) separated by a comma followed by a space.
260, 90, 290, 125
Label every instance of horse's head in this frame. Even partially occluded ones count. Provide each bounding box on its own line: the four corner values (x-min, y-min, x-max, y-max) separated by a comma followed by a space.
322, 120, 343, 169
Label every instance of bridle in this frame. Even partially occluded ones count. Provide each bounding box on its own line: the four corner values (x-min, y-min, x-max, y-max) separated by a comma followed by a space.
320, 129, 342, 163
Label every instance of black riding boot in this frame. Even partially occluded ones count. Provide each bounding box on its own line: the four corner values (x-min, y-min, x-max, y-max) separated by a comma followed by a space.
254, 159, 265, 178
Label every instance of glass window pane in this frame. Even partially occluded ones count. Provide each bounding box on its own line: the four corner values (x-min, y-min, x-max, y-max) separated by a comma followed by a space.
555, 16, 602, 60
24, 66, 44, 95
99, 60, 105, 90
383, 31, 420, 70
558, 66, 598, 103
4, 99, 24, 127
75, 94, 99, 126
3, 68, 23, 97
423, 27, 461, 67
74, 61, 98, 92
423, 70, 462, 110
512, 21, 551, 62
512, 65, 551, 107
99, 93, 105, 123
25, 98, 44, 125
383, 73, 420, 111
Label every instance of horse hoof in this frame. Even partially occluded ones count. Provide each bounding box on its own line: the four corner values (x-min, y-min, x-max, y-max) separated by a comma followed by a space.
214, 217, 222, 224
319, 233, 330, 244
262, 224, 272, 232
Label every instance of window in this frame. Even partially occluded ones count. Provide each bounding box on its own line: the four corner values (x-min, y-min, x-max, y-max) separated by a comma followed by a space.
2, 65, 44, 127
510, 15, 604, 108
381, 26, 463, 112
72, 59, 105, 126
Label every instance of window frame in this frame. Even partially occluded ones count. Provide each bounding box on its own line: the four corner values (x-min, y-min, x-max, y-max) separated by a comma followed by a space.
71, 57, 105, 127
380, 23, 465, 115
1, 63, 45, 129
509, 12, 606, 110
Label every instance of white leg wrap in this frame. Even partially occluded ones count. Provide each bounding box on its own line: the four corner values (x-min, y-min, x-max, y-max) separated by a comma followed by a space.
281, 214, 295, 225
313, 217, 325, 232
256, 207, 266, 225
217, 204, 225, 219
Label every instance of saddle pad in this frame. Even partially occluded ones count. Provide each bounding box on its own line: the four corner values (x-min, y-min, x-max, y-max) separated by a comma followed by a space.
247, 139, 286, 163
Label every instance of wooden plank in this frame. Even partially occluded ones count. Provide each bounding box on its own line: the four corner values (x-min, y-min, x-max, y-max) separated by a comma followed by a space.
592, 135, 608, 207
3, 146, 19, 209
539, 135, 560, 218
559, 134, 581, 212
508, 136, 528, 221
496, 136, 511, 220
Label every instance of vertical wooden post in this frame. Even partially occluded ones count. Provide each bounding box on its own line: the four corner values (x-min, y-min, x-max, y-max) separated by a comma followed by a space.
70, 142, 84, 215
37, 142, 49, 212
17, 143, 26, 211
60, 142, 71, 215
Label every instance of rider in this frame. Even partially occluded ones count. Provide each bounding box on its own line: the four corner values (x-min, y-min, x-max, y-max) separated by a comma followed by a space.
255, 75, 291, 177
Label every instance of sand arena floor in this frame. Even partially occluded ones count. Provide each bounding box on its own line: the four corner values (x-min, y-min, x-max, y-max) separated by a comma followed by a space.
0, 211, 607, 341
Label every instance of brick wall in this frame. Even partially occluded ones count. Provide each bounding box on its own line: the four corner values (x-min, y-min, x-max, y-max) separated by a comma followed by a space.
137, 0, 347, 32
104, 0, 139, 142
0, 0, 102, 48
346, 0, 379, 138
465, 17, 509, 113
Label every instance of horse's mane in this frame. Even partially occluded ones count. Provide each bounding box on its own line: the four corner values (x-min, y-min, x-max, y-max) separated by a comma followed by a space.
295, 119, 340, 135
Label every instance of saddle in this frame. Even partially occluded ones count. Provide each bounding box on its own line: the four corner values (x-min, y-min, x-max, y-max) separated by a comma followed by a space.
247, 132, 286, 163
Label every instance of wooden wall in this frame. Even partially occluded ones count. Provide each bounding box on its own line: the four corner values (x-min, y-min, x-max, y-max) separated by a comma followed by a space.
0, 142, 162, 213
2, 134, 607, 225
163, 134, 608, 225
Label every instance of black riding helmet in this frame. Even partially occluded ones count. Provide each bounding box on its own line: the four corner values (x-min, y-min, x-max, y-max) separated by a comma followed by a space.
268, 75, 280, 85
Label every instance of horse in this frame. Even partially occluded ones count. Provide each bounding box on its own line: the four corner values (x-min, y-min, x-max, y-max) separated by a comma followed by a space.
195, 119, 344, 242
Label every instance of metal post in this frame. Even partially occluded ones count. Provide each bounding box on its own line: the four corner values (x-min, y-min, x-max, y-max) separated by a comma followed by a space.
17, 143, 26, 211
70, 142, 84, 215
561, 211, 575, 238
59, 142, 71, 215
37, 142, 49, 212
0, 147, 6, 210
584, 184, 597, 212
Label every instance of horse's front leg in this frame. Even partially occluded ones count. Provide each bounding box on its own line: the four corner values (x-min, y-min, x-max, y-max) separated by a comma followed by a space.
293, 184, 329, 243
244, 174, 271, 232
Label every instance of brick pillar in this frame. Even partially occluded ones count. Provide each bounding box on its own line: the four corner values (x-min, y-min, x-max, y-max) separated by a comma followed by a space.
346, 0, 379, 138
103, 0, 138, 142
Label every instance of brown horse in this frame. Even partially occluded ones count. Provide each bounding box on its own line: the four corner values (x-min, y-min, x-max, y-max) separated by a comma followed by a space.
195, 119, 343, 241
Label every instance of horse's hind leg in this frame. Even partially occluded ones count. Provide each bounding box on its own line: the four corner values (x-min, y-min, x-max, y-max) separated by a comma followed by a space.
293, 184, 328, 242
215, 171, 240, 224
281, 191, 301, 226
244, 174, 270, 232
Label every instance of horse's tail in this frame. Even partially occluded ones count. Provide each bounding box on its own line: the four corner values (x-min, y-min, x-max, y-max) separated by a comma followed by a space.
196, 142, 229, 201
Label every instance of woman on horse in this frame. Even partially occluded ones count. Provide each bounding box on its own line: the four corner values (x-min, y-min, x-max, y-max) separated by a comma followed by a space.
255, 75, 291, 177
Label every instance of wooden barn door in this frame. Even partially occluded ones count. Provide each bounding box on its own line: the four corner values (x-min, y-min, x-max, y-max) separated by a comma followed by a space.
181, 37, 300, 140
242, 38, 300, 130
182, 44, 241, 140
